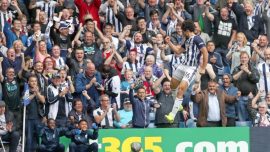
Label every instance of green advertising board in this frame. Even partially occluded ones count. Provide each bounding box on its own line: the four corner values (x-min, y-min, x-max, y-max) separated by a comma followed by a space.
98, 127, 249, 152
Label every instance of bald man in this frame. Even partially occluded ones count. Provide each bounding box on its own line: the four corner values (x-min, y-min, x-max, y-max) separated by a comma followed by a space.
75, 62, 103, 107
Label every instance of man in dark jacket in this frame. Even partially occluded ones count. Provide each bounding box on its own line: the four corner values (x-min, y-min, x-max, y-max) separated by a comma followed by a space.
38, 119, 68, 152
229, 1, 264, 43
154, 78, 181, 128
129, 86, 160, 128
67, 120, 98, 152
232, 51, 260, 122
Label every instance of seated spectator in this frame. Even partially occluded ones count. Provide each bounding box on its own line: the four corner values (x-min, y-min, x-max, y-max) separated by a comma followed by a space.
68, 92, 96, 129
67, 120, 98, 152
38, 118, 67, 152
114, 98, 133, 128
93, 94, 120, 129
0, 101, 20, 152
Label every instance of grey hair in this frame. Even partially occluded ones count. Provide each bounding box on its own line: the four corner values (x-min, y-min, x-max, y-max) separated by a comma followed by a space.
145, 55, 155, 62
99, 94, 110, 102
258, 101, 268, 108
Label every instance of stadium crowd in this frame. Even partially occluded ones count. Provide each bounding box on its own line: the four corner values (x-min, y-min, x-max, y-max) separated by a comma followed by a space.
0, 0, 270, 151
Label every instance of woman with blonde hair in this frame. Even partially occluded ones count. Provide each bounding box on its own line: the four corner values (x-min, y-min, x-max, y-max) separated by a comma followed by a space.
227, 32, 251, 72
13, 40, 25, 56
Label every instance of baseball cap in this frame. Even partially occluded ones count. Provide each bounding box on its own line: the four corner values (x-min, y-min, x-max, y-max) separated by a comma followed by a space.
59, 23, 69, 30
123, 98, 131, 104
52, 73, 61, 79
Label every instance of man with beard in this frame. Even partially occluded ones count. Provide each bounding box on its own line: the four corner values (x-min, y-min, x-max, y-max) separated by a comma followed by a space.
25, 75, 46, 152
119, 27, 154, 65
154, 78, 181, 128
22, 61, 48, 96
251, 35, 269, 65
257, 48, 270, 99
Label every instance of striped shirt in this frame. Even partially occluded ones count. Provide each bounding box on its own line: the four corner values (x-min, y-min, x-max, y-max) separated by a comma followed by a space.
36, 1, 57, 20
125, 40, 153, 65
0, 10, 13, 32
181, 35, 205, 67
105, 6, 122, 33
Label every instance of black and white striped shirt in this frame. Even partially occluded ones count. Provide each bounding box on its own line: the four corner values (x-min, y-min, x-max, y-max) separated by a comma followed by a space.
106, 6, 122, 33
181, 35, 205, 67
0, 10, 13, 32
36, 1, 57, 20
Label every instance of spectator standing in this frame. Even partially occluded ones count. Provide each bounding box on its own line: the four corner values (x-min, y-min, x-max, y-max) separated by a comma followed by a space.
232, 52, 260, 123
129, 86, 160, 128
93, 94, 120, 129
75, 62, 102, 107
219, 74, 239, 126
257, 48, 270, 99
191, 80, 240, 127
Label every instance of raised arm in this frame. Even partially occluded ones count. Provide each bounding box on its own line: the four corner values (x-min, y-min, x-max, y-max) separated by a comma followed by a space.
205, 2, 215, 21
11, 1, 23, 18
164, 36, 184, 54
